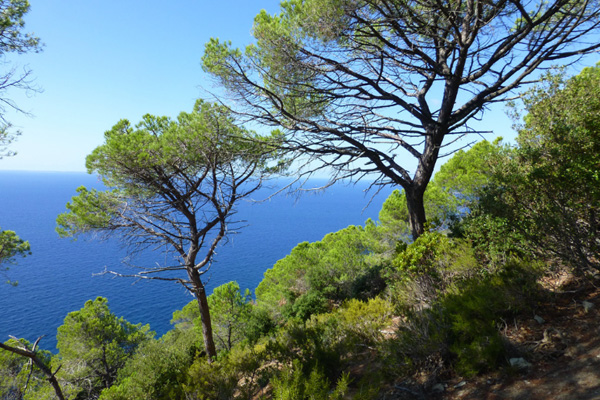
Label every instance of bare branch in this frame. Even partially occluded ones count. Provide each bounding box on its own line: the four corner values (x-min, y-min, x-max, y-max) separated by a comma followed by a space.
0, 337, 65, 400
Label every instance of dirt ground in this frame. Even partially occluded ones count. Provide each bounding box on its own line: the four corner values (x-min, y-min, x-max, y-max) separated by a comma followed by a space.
440, 272, 600, 400
382, 271, 600, 400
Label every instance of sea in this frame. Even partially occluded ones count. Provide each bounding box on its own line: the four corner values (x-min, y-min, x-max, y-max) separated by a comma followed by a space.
0, 171, 393, 352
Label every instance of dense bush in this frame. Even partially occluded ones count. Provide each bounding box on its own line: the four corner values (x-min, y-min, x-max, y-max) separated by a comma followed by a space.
184, 343, 270, 400
394, 260, 541, 377
99, 328, 201, 400
473, 66, 600, 273
256, 225, 385, 321
271, 360, 349, 400
387, 231, 478, 313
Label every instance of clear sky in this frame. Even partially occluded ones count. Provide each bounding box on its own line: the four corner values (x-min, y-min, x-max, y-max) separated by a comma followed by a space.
0, 1, 597, 173
0, 0, 282, 172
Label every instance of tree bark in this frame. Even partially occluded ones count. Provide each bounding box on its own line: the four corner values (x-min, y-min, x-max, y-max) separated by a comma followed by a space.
0, 340, 65, 400
188, 268, 217, 361
405, 185, 427, 240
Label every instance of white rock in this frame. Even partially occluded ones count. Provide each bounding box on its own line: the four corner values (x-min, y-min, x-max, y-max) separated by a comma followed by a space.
534, 314, 545, 324
431, 383, 445, 393
582, 300, 594, 313
509, 357, 532, 369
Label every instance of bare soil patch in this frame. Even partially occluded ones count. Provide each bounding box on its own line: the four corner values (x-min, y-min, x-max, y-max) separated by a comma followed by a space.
437, 273, 600, 400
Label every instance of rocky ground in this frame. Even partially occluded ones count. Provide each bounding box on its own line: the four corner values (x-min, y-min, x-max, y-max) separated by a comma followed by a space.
438, 271, 600, 400
383, 270, 600, 400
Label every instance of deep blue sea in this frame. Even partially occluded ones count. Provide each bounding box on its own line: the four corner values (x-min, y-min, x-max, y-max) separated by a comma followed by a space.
0, 171, 392, 352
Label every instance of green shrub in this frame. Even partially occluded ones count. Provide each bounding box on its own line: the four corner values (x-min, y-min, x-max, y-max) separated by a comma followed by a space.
452, 201, 529, 269
184, 356, 241, 400
394, 260, 541, 377
244, 304, 276, 345
267, 319, 343, 383
184, 342, 271, 400
271, 360, 349, 400
284, 290, 330, 321
388, 231, 478, 313
99, 328, 201, 400
257, 225, 384, 322
311, 298, 393, 350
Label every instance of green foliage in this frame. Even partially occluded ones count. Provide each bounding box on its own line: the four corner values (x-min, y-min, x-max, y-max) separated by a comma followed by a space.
434, 139, 503, 210
184, 343, 270, 400
311, 297, 393, 353
87, 101, 283, 186
267, 320, 342, 384
99, 328, 201, 400
209, 282, 252, 351
55, 187, 119, 238
53, 297, 153, 399
0, 0, 41, 54
393, 232, 476, 279
172, 282, 255, 352
184, 356, 240, 400
256, 225, 384, 321
271, 360, 349, 400
243, 304, 276, 345
454, 208, 528, 269
0, 227, 30, 285
0, 338, 52, 400
377, 190, 412, 243
477, 65, 600, 272
285, 290, 329, 322
394, 261, 541, 377
441, 262, 540, 376
388, 231, 478, 312
265, 297, 393, 395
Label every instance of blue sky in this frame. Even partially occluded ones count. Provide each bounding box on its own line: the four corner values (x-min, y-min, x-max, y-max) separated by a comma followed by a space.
0, 1, 597, 173
0, 1, 281, 172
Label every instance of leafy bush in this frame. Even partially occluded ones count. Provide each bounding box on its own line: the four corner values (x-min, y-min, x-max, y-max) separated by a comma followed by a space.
244, 304, 276, 345
267, 319, 343, 383
99, 324, 201, 400
257, 225, 384, 322
284, 290, 330, 321
184, 343, 270, 400
264, 297, 393, 398
311, 298, 393, 350
271, 360, 349, 400
476, 66, 600, 272
393, 260, 541, 377
387, 231, 478, 312
451, 210, 528, 270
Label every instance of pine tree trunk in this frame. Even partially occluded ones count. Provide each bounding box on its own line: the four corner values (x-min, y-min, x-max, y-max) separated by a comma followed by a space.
188, 268, 217, 361
405, 186, 427, 240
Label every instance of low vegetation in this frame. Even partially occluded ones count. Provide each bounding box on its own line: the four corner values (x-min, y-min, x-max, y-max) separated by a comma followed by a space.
2, 64, 599, 400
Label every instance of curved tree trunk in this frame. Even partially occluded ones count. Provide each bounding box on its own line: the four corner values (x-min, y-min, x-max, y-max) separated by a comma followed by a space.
404, 185, 427, 240
188, 268, 217, 361
402, 126, 444, 240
